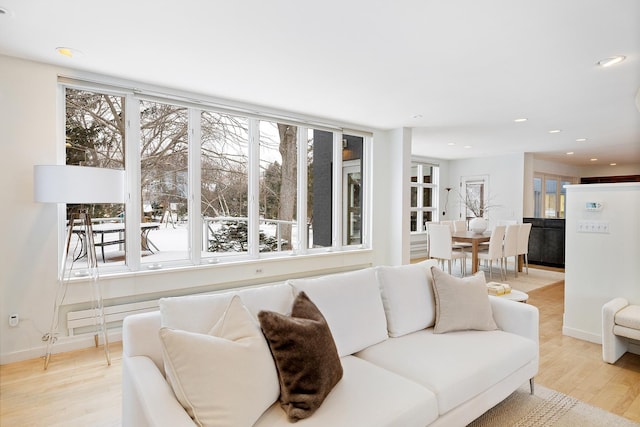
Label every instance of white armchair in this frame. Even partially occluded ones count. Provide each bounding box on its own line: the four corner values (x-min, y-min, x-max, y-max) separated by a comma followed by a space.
602, 298, 640, 364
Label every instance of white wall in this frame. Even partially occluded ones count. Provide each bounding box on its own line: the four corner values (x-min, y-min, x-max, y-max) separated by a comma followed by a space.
533, 158, 582, 177
0, 55, 404, 363
563, 183, 640, 344
447, 153, 525, 228
372, 128, 412, 266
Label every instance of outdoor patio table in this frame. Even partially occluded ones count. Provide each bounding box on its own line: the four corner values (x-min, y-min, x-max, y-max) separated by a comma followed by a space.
73, 222, 160, 262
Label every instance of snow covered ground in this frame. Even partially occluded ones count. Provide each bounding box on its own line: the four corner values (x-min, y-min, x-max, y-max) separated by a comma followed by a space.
81, 220, 305, 266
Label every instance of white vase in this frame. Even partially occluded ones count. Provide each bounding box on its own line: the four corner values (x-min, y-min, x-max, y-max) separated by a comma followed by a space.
469, 217, 488, 234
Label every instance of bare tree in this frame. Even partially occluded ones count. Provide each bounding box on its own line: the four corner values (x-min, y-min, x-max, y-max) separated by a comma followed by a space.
277, 124, 297, 250
66, 89, 300, 252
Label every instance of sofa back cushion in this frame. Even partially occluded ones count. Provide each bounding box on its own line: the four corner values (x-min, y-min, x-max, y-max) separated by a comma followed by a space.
376, 260, 439, 337
287, 268, 388, 357
160, 283, 295, 333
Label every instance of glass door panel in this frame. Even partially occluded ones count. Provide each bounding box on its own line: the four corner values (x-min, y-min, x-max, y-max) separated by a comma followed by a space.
544, 178, 558, 218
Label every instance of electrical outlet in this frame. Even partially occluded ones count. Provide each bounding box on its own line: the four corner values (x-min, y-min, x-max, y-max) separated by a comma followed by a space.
9, 313, 19, 327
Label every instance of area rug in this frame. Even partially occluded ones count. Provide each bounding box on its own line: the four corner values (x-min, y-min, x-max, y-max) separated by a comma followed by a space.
468, 384, 639, 426
494, 265, 564, 294
444, 263, 564, 293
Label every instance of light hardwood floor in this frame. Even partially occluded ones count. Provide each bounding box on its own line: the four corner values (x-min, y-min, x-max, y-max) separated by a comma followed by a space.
1, 281, 639, 426
528, 281, 640, 422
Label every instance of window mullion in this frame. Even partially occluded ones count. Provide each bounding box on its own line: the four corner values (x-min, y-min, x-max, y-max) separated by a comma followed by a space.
189, 109, 202, 264
332, 132, 343, 249
362, 136, 371, 246
125, 95, 141, 270
248, 118, 260, 258
296, 127, 308, 254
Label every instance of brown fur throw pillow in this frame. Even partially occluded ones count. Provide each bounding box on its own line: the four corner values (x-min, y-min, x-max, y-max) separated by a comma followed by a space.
258, 291, 343, 422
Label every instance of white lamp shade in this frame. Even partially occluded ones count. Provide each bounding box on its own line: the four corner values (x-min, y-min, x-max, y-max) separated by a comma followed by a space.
34, 165, 125, 204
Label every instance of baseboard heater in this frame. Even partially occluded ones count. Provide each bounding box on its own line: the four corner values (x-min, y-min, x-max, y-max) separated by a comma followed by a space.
66, 300, 159, 336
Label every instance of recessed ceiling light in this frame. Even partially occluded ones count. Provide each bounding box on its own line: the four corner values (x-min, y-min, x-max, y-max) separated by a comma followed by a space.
56, 47, 82, 58
610, 163, 617, 166
447, 142, 456, 146
0, 6, 13, 17
464, 145, 472, 149
513, 118, 528, 123
590, 158, 598, 162
575, 138, 587, 142
566, 152, 574, 155
548, 129, 562, 134
597, 55, 626, 67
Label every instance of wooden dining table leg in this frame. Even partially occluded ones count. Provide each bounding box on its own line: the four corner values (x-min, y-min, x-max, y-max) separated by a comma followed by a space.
472, 240, 480, 274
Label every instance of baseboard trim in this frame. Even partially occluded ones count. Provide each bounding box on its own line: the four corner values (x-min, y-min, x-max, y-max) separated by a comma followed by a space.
0, 330, 122, 365
562, 326, 601, 344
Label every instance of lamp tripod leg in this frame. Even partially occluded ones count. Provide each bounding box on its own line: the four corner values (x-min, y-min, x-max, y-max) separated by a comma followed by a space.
90, 260, 111, 366
43, 274, 66, 370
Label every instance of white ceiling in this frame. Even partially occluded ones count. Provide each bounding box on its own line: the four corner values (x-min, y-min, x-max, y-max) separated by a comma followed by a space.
1, 0, 639, 167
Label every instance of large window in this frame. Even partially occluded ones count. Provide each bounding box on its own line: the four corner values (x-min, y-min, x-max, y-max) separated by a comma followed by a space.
410, 162, 438, 232
63, 83, 370, 273
64, 88, 127, 267
201, 111, 249, 258
140, 100, 190, 263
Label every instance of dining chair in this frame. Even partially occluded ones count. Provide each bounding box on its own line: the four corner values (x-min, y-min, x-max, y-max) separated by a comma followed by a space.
452, 220, 467, 232
517, 222, 532, 274
428, 223, 466, 276
451, 219, 472, 251
440, 220, 454, 231
424, 221, 438, 258
473, 225, 506, 280
503, 224, 520, 277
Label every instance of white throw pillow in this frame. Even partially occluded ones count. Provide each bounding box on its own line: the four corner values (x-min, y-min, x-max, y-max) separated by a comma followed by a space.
287, 268, 388, 357
159, 295, 279, 427
377, 260, 439, 337
430, 266, 498, 334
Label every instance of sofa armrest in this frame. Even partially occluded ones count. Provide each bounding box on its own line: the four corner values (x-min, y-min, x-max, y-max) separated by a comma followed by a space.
122, 355, 195, 427
602, 297, 630, 364
123, 311, 164, 374
489, 296, 539, 345
602, 297, 629, 332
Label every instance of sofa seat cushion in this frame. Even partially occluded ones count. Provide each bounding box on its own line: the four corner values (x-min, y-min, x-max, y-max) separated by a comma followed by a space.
615, 304, 640, 329
288, 268, 388, 357
254, 355, 439, 427
355, 328, 537, 415
613, 325, 640, 340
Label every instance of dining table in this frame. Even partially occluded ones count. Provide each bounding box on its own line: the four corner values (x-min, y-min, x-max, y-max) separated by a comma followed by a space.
451, 230, 491, 274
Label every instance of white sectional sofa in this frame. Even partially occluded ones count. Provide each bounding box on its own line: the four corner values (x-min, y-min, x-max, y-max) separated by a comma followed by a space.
122, 260, 539, 427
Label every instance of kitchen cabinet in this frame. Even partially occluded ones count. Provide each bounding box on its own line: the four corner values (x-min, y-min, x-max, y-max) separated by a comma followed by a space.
523, 218, 565, 268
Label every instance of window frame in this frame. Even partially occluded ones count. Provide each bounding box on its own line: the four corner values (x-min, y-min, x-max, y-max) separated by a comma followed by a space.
59, 78, 372, 276
410, 161, 439, 233
533, 173, 577, 218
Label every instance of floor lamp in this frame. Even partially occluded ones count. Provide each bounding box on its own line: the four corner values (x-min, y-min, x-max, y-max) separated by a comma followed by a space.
34, 165, 125, 369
